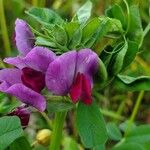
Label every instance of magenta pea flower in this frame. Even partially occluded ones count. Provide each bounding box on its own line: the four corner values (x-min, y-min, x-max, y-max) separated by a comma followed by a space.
14, 18, 35, 56
0, 19, 56, 111
8, 105, 30, 128
46, 49, 99, 105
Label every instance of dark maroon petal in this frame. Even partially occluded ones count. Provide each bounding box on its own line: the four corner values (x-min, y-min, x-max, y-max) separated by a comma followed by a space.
80, 74, 92, 105
69, 72, 82, 103
69, 73, 92, 105
21, 67, 45, 93
8, 105, 30, 128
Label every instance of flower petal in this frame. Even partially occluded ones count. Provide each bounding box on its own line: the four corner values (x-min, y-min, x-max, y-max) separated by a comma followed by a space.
4, 56, 27, 69
76, 49, 99, 83
69, 72, 82, 103
6, 83, 46, 111
15, 19, 35, 55
23, 46, 56, 72
4, 47, 56, 72
0, 68, 22, 85
46, 51, 77, 95
81, 74, 92, 105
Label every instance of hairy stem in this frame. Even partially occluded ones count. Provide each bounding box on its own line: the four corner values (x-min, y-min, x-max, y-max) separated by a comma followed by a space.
49, 111, 67, 150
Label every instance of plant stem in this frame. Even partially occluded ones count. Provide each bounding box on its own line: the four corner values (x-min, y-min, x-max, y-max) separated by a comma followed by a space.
124, 91, 144, 137
40, 112, 53, 130
0, 0, 11, 56
49, 111, 67, 150
123, 0, 130, 34
101, 109, 125, 121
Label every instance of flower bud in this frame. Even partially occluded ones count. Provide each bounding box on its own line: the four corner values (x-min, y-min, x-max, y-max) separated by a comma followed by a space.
36, 129, 51, 146
8, 105, 30, 128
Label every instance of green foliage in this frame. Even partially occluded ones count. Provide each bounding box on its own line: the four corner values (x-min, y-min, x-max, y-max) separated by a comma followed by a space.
113, 142, 145, 150
0, 116, 23, 150
115, 74, 150, 91
125, 125, 150, 143
107, 122, 122, 141
9, 137, 31, 150
73, 0, 92, 24
26, 7, 64, 25
76, 101, 108, 148
63, 137, 80, 150
113, 40, 128, 74
113, 125, 150, 150
97, 58, 108, 83
47, 100, 74, 113
128, 5, 143, 45
106, 4, 126, 29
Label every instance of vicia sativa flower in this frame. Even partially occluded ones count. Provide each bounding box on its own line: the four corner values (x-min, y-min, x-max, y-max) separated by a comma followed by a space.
0, 19, 56, 111
46, 49, 99, 105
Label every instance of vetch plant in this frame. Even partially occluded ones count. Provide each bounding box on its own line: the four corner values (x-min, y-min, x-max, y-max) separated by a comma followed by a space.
0, 0, 150, 150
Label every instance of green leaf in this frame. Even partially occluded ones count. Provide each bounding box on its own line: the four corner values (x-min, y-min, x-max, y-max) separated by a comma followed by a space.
47, 100, 74, 113
0, 116, 23, 150
112, 142, 145, 150
92, 18, 113, 46
51, 25, 68, 46
115, 74, 150, 91
76, 101, 108, 148
119, 121, 136, 132
123, 40, 138, 69
94, 144, 105, 150
65, 22, 80, 42
82, 18, 101, 44
73, 0, 92, 24
26, 7, 64, 25
125, 125, 150, 144
68, 27, 82, 49
128, 5, 143, 45
9, 137, 31, 150
106, 4, 126, 28
96, 58, 108, 83
85, 17, 112, 48
113, 40, 128, 74
35, 37, 56, 47
107, 122, 122, 141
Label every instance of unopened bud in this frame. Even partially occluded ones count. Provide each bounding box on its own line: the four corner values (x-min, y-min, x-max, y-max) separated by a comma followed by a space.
36, 129, 51, 146
8, 105, 30, 128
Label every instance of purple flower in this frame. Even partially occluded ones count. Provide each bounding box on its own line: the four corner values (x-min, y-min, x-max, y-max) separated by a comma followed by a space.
8, 105, 30, 128
0, 19, 56, 111
46, 49, 99, 105
15, 18, 35, 56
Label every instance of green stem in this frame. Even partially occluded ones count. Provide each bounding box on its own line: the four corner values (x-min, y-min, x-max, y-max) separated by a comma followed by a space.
0, 0, 11, 56
123, 0, 130, 34
101, 109, 125, 121
40, 112, 53, 130
49, 111, 67, 150
143, 23, 150, 38
124, 91, 144, 137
